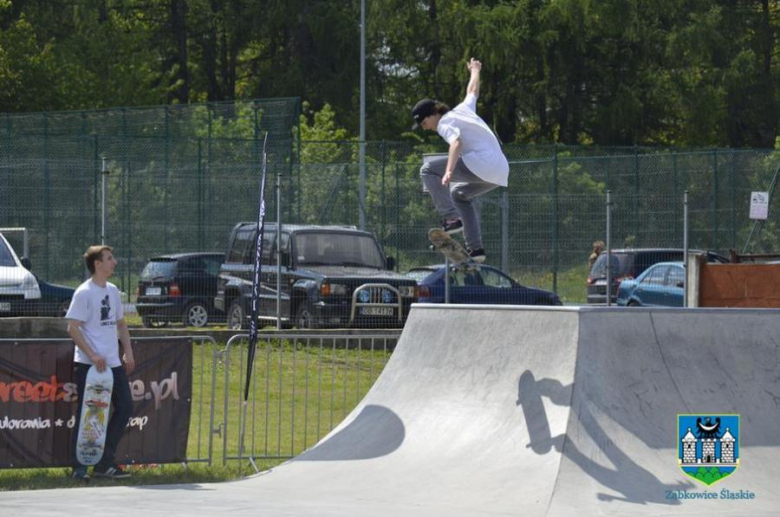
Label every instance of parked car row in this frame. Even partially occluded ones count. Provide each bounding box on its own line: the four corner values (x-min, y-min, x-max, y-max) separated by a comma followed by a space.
140, 223, 562, 329
1, 232, 77, 317
5, 225, 725, 323
586, 248, 728, 305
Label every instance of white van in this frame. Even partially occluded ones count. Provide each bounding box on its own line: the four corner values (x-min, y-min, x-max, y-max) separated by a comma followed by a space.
0, 232, 41, 315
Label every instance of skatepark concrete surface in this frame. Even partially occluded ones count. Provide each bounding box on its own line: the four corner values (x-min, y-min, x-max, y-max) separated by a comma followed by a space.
3, 305, 780, 516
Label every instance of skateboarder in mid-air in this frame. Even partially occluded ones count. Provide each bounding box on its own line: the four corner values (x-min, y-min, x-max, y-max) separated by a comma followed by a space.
67, 245, 135, 480
412, 58, 509, 263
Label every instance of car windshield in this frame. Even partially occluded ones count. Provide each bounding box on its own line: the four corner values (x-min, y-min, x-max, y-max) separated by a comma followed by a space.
590, 253, 633, 279
141, 259, 177, 280
294, 233, 385, 268
406, 269, 435, 283
0, 238, 16, 267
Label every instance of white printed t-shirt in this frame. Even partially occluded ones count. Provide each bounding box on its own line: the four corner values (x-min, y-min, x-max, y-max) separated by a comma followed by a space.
436, 93, 509, 187
66, 279, 124, 368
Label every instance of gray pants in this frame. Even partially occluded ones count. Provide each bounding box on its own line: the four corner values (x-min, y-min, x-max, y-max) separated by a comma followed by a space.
421, 157, 498, 250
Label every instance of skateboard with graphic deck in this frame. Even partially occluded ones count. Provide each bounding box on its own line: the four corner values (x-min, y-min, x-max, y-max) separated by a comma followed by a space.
75, 365, 113, 466
428, 228, 480, 270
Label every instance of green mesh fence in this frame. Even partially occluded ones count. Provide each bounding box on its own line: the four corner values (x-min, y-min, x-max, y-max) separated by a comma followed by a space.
1, 100, 779, 315
292, 142, 780, 302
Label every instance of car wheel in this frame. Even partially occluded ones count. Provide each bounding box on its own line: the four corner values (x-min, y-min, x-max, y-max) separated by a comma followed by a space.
227, 300, 248, 331
183, 301, 209, 328
142, 317, 169, 328
58, 299, 71, 317
627, 300, 640, 307
295, 302, 319, 330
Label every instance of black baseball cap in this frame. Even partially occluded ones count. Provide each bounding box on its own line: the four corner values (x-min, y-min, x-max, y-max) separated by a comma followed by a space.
411, 98, 437, 129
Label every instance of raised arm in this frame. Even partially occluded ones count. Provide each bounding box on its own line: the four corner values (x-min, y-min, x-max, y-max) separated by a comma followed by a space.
466, 58, 481, 98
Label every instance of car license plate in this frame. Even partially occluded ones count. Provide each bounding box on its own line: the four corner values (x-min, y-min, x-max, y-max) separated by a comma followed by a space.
360, 307, 394, 317
146, 287, 162, 296
594, 279, 607, 286
0, 302, 11, 312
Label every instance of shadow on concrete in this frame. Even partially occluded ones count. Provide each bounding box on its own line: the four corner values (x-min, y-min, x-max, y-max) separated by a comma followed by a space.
517, 370, 693, 506
296, 404, 405, 461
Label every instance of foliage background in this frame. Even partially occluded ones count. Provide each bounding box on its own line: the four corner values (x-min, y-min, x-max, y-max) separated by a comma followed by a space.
1, 0, 778, 147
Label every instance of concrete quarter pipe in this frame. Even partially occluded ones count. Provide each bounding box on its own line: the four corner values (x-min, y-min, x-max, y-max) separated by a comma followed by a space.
3, 305, 780, 516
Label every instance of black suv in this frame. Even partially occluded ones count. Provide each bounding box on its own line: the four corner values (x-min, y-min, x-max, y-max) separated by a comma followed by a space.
586, 248, 728, 304
136, 252, 225, 327
215, 223, 418, 329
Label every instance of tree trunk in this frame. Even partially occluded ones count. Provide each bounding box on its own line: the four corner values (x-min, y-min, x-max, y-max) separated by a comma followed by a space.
169, 0, 190, 103
204, 1, 221, 101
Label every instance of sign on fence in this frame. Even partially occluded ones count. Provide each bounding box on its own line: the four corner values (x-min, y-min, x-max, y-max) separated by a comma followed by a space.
750, 191, 770, 220
0, 338, 192, 468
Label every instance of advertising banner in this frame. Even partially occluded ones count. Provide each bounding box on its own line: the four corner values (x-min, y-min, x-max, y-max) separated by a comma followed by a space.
0, 337, 192, 468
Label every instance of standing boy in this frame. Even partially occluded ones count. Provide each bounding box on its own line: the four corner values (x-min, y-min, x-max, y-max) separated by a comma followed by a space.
67, 245, 135, 480
412, 58, 509, 263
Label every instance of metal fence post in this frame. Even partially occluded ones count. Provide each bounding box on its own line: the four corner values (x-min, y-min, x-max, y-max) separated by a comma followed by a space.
672, 152, 679, 243
3, 114, 11, 224
683, 190, 689, 308
606, 190, 612, 307
121, 109, 129, 293
93, 135, 100, 244
712, 149, 719, 250
101, 156, 109, 244
445, 257, 450, 304
552, 147, 559, 294
394, 163, 401, 271
359, 141, 367, 230
277, 162, 283, 330
501, 191, 509, 274
43, 113, 51, 279
633, 146, 640, 242
730, 152, 736, 249
381, 141, 387, 249
197, 138, 204, 249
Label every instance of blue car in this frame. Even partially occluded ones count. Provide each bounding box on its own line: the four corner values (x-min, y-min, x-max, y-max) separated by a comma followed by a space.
36, 278, 76, 316
616, 261, 685, 307
407, 264, 562, 306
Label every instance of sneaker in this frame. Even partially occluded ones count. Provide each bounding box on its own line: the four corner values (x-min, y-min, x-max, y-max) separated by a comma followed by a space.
93, 465, 131, 479
468, 248, 486, 263
71, 467, 90, 481
442, 219, 463, 234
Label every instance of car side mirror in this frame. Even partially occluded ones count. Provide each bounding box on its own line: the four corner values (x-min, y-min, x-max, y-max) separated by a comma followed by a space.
20, 257, 32, 271
676, 281, 684, 288
386, 256, 396, 271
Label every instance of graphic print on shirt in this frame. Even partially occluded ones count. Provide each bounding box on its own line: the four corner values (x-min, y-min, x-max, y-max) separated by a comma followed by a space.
100, 295, 111, 323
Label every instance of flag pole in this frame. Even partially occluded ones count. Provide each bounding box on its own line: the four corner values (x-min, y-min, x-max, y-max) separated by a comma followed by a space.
239, 132, 269, 473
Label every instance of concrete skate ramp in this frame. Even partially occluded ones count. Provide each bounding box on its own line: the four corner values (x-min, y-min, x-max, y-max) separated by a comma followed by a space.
3, 305, 780, 516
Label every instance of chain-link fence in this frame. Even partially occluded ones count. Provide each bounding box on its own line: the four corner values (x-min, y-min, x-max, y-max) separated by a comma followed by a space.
294, 142, 780, 303
2, 101, 779, 318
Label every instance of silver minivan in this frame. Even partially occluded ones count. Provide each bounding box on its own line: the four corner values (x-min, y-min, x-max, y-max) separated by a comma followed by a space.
0, 232, 41, 316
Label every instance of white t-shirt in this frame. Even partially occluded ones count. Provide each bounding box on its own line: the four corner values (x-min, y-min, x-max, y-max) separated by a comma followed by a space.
437, 93, 509, 187
66, 279, 124, 368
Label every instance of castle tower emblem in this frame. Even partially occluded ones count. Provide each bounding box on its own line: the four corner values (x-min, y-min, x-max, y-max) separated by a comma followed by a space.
678, 414, 740, 486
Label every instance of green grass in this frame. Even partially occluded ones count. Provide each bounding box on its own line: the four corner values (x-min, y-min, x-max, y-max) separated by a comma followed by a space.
0, 337, 392, 491
513, 264, 589, 305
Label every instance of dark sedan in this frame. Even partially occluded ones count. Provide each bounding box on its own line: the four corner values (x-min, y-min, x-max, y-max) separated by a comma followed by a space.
37, 278, 76, 316
136, 252, 225, 327
409, 264, 562, 306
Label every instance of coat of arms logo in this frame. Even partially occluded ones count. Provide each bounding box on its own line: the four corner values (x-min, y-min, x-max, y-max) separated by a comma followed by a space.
678, 414, 740, 486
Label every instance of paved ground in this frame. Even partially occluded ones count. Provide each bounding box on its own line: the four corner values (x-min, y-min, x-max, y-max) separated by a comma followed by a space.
3, 305, 780, 516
